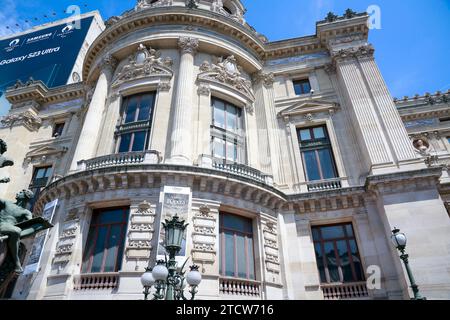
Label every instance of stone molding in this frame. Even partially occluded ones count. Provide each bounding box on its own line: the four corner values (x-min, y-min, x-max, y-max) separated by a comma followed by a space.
331, 44, 375, 62
261, 218, 281, 276
0, 110, 42, 131
178, 37, 199, 55
126, 201, 156, 260
112, 44, 174, 88
191, 204, 217, 271
197, 55, 255, 103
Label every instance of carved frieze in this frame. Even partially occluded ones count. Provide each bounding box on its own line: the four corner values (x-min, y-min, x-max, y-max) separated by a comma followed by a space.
197, 55, 255, 103
135, 0, 173, 10
112, 44, 173, 88
191, 205, 217, 267
126, 201, 156, 259
53, 217, 79, 265
331, 44, 375, 62
262, 219, 281, 276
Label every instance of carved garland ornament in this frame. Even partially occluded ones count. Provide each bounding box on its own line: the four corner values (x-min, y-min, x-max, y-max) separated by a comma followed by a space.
112, 44, 173, 88
197, 55, 255, 108
0, 111, 42, 131
331, 44, 375, 62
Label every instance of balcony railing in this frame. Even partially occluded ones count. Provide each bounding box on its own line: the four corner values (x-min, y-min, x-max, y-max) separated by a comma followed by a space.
307, 178, 342, 192
73, 273, 119, 290
219, 277, 262, 298
77, 150, 161, 171
321, 282, 369, 300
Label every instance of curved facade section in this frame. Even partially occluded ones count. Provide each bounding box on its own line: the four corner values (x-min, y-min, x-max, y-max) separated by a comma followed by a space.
1, 1, 450, 301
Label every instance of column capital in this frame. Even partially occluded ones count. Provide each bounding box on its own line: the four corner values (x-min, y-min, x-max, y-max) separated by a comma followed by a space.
331, 44, 375, 63
99, 54, 118, 74
252, 71, 275, 87
178, 37, 199, 55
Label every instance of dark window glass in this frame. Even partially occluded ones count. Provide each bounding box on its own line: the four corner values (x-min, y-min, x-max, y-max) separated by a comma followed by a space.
52, 123, 65, 137
31, 166, 52, 187
293, 79, 311, 95
312, 223, 365, 284
298, 125, 338, 181
220, 213, 255, 280
81, 207, 129, 274
117, 93, 156, 153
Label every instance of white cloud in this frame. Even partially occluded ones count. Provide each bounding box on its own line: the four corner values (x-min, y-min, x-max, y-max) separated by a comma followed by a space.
0, 0, 31, 38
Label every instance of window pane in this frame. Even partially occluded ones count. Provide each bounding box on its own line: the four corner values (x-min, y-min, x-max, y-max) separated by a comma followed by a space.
302, 81, 311, 94
313, 127, 325, 139
324, 242, 340, 282
247, 236, 255, 280
81, 227, 96, 274
312, 228, 321, 241
213, 100, 225, 128
103, 225, 122, 272
35, 168, 47, 179
345, 224, 354, 237
137, 94, 154, 121
124, 97, 138, 123
224, 231, 235, 277
118, 133, 132, 153
236, 235, 247, 278
336, 240, 353, 282
226, 105, 238, 131
223, 214, 252, 233
350, 240, 364, 281
300, 129, 311, 141
314, 243, 327, 283
318, 148, 337, 179
321, 225, 345, 240
213, 138, 225, 159
303, 151, 321, 181
98, 209, 126, 224
226, 141, 237, 162
90, 226, 108, 273
132, 131, 147, 152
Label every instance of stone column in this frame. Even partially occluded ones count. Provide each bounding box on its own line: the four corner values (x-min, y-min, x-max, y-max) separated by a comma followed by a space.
167, 37, 199, 165
70, 54, 117, 170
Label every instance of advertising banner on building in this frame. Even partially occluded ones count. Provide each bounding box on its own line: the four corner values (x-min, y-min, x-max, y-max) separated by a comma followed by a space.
23, 199, 58, 275
157, 186, 192, 261
0, 16, 94, 114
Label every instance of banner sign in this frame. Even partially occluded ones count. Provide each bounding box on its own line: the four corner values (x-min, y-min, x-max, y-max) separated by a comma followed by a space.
157, 187, 192, 260
23, 199, 58, 275
0, 16, 94, 106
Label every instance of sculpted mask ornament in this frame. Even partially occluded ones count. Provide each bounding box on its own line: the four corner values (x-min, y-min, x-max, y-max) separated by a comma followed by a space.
413, 139, 430, 156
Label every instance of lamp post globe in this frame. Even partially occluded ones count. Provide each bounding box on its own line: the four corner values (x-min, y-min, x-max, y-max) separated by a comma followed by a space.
391, 228, 407, 251
186, 265, 202, 286
141, 269, 155, 288
152, 261, 169, 281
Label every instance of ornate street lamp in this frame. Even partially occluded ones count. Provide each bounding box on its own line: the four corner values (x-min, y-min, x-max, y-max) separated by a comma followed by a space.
140, 215, 202, 300
391, 228, 426, 300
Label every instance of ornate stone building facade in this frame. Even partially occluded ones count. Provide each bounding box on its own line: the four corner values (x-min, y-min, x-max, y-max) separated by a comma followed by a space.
0, 0, 449, 300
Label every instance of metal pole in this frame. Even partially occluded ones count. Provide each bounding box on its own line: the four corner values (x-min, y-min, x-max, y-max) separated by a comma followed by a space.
399, 250, 426, 300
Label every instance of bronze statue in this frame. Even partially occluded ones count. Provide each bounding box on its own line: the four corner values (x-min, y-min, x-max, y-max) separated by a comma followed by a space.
0, 139, 53, 284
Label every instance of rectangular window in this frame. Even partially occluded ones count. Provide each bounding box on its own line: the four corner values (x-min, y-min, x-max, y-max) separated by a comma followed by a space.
52, 122, 65, 138
116, 92, 156, 153
298, 125, 338, 181
219, 213, 255, 280
81, 207, 129, 274
211, 97, 244, 164
312, 223, 365, 284
293, 79, 311, 95
31, 166, 52, 188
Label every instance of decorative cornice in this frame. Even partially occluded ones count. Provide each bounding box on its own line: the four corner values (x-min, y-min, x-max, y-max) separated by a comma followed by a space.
178, 36, 199, 55
0, 111, 42, 131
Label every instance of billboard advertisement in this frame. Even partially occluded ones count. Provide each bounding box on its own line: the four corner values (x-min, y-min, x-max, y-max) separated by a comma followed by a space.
0, 16, 94, 114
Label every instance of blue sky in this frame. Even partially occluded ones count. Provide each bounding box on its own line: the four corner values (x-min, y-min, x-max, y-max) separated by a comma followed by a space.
0, 0, 449, 100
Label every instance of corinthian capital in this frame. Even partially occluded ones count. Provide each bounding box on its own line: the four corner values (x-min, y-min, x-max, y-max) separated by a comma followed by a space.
99, 54, 118, 73
178, 37, 199, 55
252, 71, 275, 87
331, 44, 375, 62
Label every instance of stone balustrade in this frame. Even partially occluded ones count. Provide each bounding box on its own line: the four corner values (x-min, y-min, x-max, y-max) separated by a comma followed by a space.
219, 277, 261, 298
307, 178, 342, 192
73, 273, 119, 290
321, 281, 369, 300
76, 150, 161, 171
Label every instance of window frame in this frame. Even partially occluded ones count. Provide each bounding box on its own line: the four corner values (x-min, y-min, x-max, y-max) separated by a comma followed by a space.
219, 212, 256, 280
115, 92, 157, 154
311, 222, 365, 284
298, 125, 338, 181
52, 122, 65, 138
211, 97, 245, 164
81, 207, 130, 274
293, 78, 312, 96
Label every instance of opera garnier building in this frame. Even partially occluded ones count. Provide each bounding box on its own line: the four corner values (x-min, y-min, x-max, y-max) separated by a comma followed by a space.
0, 0, 449, 300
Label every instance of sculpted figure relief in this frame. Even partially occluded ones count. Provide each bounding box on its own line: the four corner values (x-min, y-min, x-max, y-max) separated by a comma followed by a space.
0, 140, 13, 184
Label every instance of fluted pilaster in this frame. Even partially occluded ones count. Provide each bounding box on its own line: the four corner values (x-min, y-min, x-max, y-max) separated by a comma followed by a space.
167, 37, 199, 165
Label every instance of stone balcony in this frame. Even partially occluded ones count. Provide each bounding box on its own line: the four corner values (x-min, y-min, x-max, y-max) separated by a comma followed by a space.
219, 277, 262, 299
321, 281, 369, 300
